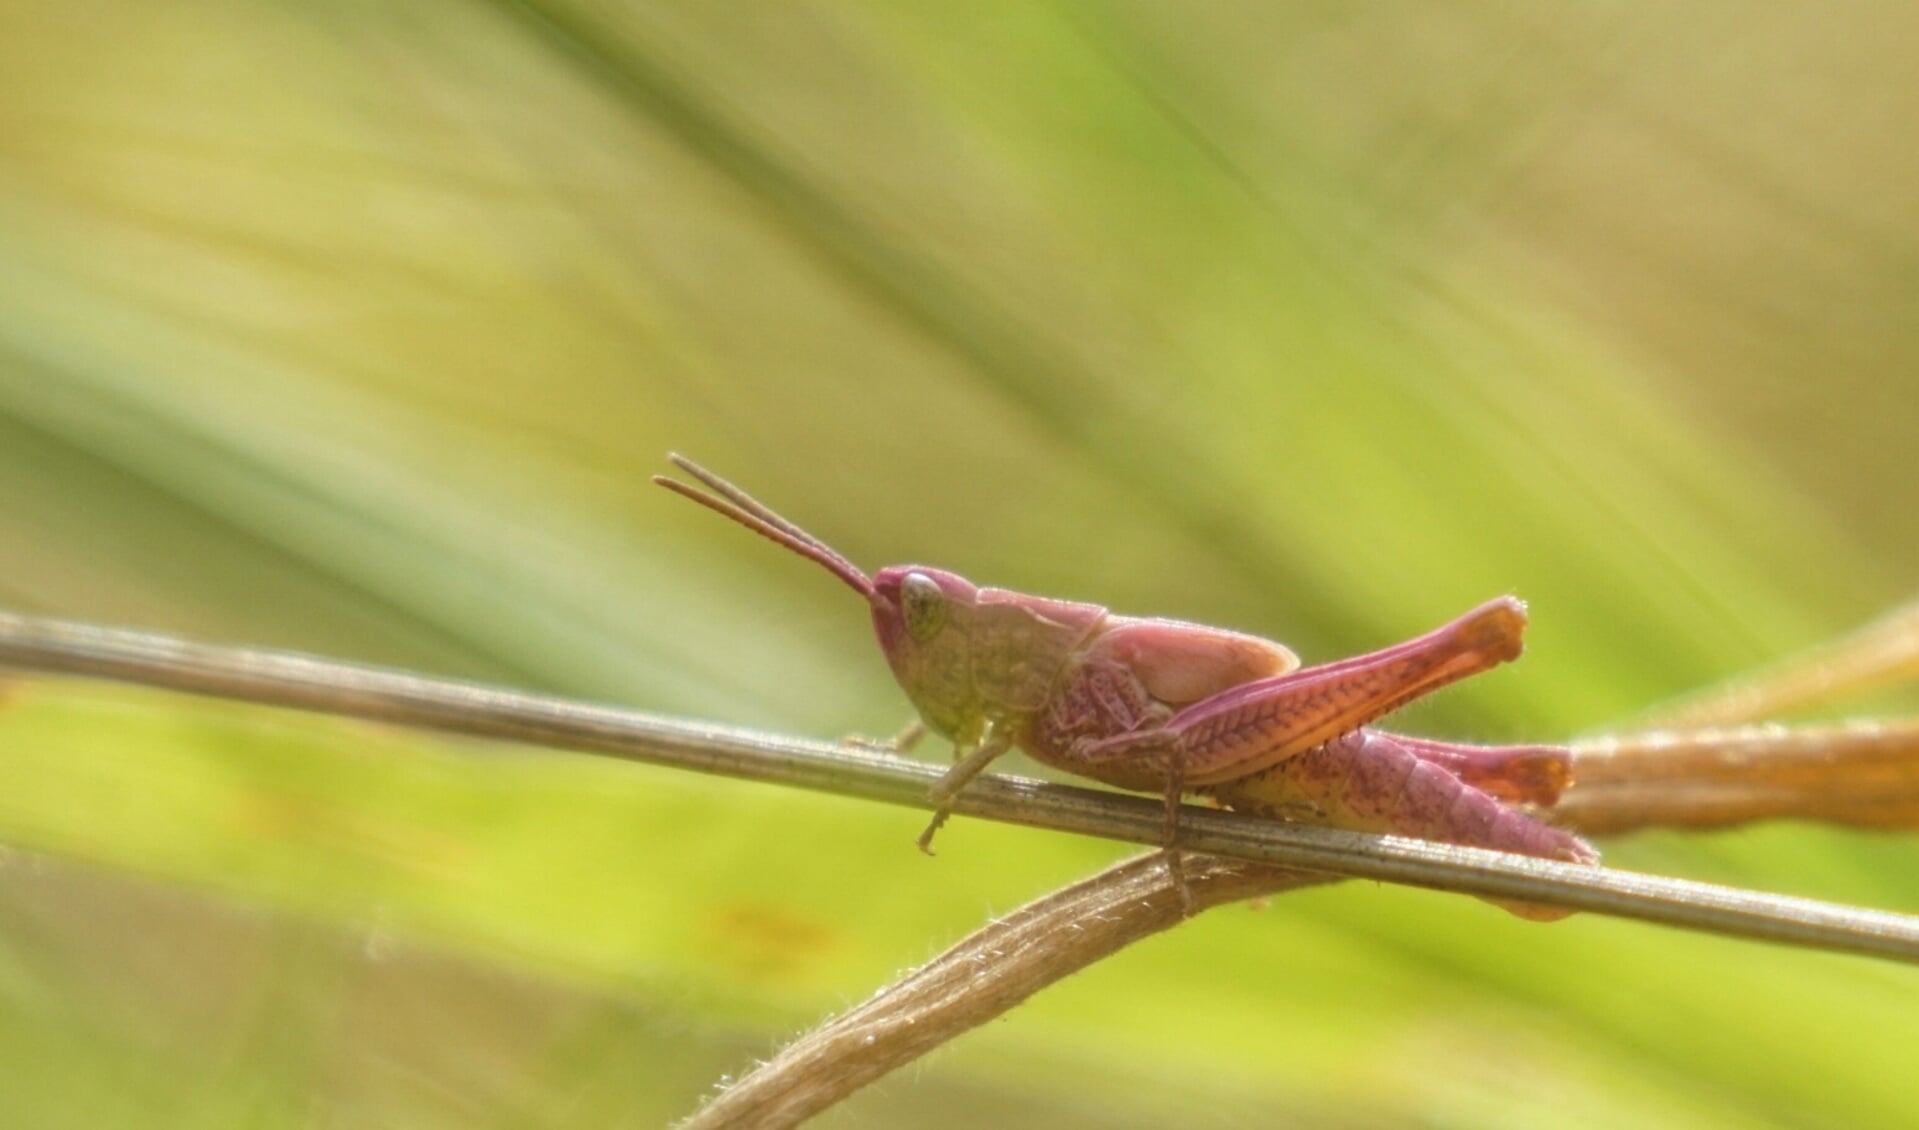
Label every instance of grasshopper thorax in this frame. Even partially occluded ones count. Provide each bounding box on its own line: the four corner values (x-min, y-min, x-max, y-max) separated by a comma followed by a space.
869, 566, 983, 739
871, 565, 1109, 740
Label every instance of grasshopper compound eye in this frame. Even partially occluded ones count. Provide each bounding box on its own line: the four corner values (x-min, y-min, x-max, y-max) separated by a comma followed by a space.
900, 572, 949, 643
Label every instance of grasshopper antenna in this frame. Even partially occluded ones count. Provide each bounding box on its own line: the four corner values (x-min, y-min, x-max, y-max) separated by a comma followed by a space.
654, 454, 877, 600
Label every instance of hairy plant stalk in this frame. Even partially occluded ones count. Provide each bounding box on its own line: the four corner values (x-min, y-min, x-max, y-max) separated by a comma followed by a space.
679, 855, 1331, 1129
681, 723, 1919, 1128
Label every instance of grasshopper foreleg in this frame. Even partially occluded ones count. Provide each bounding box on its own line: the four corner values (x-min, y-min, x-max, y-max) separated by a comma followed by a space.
917, 728, 1013, 854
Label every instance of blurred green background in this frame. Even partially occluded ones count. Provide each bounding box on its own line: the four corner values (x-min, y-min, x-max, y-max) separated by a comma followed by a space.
2, 3, 1917, 1127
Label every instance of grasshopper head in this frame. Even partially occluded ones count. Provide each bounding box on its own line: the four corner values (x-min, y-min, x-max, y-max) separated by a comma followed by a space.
869, 566, 976, 652
868, 566, 978, 737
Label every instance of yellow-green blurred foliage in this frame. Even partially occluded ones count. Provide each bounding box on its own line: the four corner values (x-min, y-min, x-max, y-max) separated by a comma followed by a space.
2, 3, 1916, 1127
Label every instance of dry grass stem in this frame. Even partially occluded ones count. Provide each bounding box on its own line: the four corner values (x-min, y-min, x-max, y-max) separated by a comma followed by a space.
1569, 720, 1919, 833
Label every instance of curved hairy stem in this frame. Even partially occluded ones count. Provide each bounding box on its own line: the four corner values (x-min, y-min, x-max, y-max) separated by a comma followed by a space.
679, 855, 1330, 1129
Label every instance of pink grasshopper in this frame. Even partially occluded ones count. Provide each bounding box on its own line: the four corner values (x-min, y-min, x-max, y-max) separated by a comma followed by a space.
656, 456, 1596, 915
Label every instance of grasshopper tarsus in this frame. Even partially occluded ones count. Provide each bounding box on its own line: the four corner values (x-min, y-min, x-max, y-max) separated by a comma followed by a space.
890, 718, 928, 754
915, 801, 949, 855
842, 718, 929, 755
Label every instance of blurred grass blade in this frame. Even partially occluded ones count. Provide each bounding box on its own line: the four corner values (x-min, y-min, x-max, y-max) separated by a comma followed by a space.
1630, 598, 1919, 729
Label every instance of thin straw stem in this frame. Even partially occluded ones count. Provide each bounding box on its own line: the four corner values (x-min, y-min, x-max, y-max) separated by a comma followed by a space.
2, 609, 1917, 963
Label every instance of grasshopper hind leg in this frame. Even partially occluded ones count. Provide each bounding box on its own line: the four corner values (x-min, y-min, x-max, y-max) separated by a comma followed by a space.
1066, 728, 1201, 914
1156, 751, 1196, 916
1215, 730, 1596, 919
